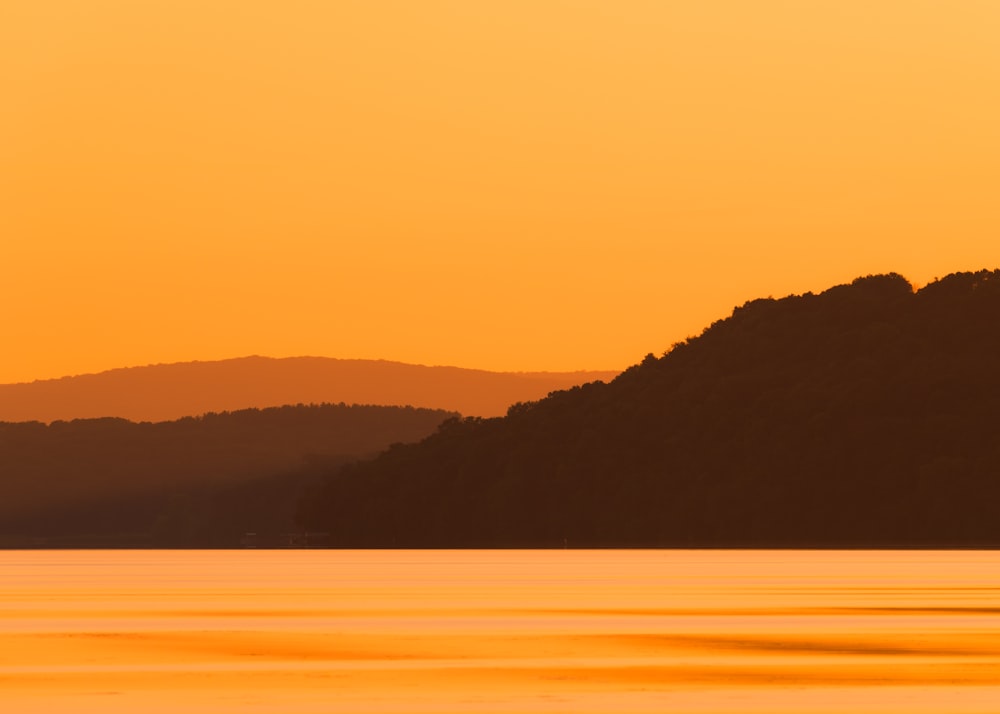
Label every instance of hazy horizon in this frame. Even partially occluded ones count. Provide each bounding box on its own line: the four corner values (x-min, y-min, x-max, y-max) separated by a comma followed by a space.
0, 354, 619, 423
1, 354, 621, 387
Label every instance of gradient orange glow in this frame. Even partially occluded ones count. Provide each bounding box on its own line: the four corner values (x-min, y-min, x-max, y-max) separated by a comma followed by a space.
5, 550, 1000, 713
3, 1, 999, 383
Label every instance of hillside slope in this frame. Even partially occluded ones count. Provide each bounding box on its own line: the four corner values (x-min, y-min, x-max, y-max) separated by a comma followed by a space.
297, 271, 1000, 547
0, 357, 617, 423
0, 403, 455, 546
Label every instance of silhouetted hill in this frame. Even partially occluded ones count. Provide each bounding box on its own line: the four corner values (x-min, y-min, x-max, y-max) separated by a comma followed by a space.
0, 403, 455, 547
297, 270, 1000, 547
0, 357, 618, 423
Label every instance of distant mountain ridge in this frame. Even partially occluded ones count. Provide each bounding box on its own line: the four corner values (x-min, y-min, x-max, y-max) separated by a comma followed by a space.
0, 357, 618, 423
297, 270, 1000, 548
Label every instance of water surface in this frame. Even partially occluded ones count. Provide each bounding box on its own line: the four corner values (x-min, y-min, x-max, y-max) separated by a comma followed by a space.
3, 550, 1000, 712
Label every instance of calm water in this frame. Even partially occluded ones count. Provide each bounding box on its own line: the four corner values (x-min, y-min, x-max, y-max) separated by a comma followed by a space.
3, 550, 1000, 713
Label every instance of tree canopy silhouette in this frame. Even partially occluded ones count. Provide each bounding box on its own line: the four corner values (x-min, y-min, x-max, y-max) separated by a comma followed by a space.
297, 270, 1000, 547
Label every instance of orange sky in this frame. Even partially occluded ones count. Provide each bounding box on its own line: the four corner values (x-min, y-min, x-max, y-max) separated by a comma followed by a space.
3, 1, 999, 384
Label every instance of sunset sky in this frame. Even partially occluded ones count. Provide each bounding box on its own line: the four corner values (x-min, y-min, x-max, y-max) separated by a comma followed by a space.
3, 1, 999, 384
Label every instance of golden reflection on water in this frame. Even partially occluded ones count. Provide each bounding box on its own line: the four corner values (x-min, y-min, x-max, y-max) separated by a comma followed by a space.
3, 550, 1000, 712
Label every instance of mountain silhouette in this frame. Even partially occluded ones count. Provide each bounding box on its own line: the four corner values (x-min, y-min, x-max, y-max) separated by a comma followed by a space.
297, 270, 1000, 548
0, 357, 618, 423
0, 403, 455, 547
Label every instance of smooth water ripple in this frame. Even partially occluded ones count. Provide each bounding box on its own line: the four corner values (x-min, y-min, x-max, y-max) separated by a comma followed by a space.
2, 550, 1000, 713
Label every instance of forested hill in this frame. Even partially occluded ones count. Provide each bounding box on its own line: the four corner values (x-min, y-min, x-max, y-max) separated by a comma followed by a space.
0, 403, 455, 547
297, 270, 1000, 548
